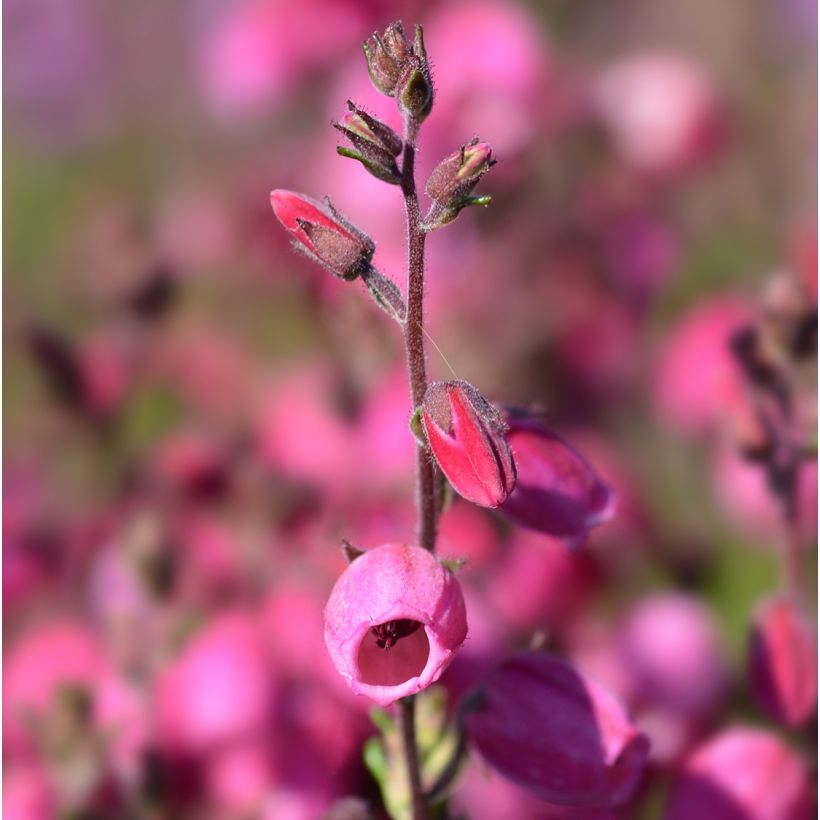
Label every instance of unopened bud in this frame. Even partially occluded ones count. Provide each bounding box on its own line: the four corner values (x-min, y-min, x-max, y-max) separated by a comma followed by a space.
270, 190, 375, 281
424, 139, 495, 229
334, 101, 402, 184
363, 22, 433, 122
422, 380, 516, 508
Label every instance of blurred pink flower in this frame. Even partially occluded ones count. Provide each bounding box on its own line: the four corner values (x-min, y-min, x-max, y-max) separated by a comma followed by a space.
323, 544, 468, 706
463, 652, 650, 807
618, 593, 726, 720
197, 0, 365, 120
3, 763, 56, 820
653, 297, 752, 438
665, 727, 812, 820
595, 53, 724, 176
712, 445, 818, 544
748, 595, 817, 728
155, 612, 274, 752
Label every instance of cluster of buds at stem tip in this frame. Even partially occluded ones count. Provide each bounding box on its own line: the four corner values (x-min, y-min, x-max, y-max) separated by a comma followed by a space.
270, 190, 374, 281
334, 100, 403, 185
421, 380, 516, 508
363, 22, 433, 122
424, 138, 495, 230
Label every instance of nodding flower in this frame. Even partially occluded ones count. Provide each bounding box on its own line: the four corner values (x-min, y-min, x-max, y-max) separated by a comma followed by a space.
323, 544, 467, 706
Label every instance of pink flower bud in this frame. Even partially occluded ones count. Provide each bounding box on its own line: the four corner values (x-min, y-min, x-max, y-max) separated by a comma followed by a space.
421, 380, 516, 508
323, 544, 467, 706
666, 727, 812, 820
270, 189, 374, 280
500, 414, 616, 549
463, 653, 650, 807
748, 596, 817, 728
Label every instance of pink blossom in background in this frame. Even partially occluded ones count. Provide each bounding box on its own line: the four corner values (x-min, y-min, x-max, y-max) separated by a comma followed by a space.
323, 544, 468, 705
748, 595, 818, 728
463, 652, 650, 807
618, 593, 726, 720
4, 621, 106, 755
712, 445, 818, 544
196, 0, 365, 120
665, 727, 812, 820
594, 53, 724, 176
653, 297, 753, 438
155, 612, 274, 753
3, 763, 56, 820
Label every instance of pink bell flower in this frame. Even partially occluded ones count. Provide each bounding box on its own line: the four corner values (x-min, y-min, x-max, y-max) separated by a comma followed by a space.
500, 413, 616, 549
270, 189, 374, 280
666, 727, 812, 820
463, 652, 650, 807
323, 544, 468, 706
748, 595, 817, 728
422, 380, 516, 508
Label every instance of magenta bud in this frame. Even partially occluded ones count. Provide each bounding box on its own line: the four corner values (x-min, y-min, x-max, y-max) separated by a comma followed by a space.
463, 653, 650, 807
421, 380, 516, 508
323, 544, 467, 706
666, 727, 812, 820
500, 413, 616, 549
334, 101, 402, 184
270, 189, 375, 281
748, 596, 817, 728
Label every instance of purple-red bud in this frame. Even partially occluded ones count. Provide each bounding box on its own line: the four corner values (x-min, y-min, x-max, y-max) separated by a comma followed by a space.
463, 653, 650, 807
421, 380, 516, 508
363, 22, 433, 121
270, 190, 375, 280
748, 595, 817, 728
500, 412, 616, 549
334, 101, 402, 184
424, 139, 495, 228
323, 544, 467, 706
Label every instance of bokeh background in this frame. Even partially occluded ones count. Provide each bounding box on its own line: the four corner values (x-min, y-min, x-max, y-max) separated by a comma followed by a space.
4, 0, 817, 817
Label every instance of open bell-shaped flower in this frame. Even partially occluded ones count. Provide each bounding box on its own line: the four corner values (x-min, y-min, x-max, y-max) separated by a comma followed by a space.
324, 544, 467, 706
421, 380, 516, 508
270, 190, 375, 281
500, 411, 616, 549
462, 652, 650, 807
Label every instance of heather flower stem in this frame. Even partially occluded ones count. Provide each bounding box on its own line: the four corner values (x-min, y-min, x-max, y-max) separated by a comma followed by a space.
399, 113, 435, 820
399, 695, 427, 820
401, 117, 437, 554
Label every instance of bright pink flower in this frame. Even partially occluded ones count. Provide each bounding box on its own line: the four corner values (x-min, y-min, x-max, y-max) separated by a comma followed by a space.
422, 380, 516, 508
748, 596, 817, 728
500, 414, 616, 548
270, 189, 374, 280
463, 653, 650, 807
594, 53, 724, 176
323, 544, 468, 706
666, 727, 812, 820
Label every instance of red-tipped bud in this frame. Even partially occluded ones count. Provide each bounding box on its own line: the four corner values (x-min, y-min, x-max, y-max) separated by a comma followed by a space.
500, 412, 616, 549
270, 190, 374, 281
463, 653, 650, 807
424, 139, 495, 229
748, 596, 817, 728
363, 22, 433, 121
421, 380, 516, 508
334, 101, 402, 184
323, 544, 467, 706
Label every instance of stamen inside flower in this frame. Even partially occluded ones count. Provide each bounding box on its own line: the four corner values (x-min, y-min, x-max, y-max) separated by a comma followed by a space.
357, 620, 429, 686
